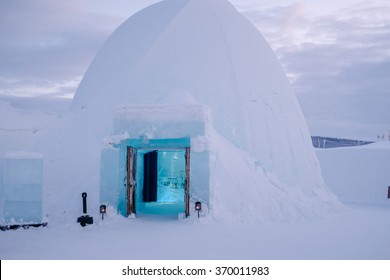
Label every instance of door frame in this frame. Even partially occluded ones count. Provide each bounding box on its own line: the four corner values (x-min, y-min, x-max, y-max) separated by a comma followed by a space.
126, 146, 136, 216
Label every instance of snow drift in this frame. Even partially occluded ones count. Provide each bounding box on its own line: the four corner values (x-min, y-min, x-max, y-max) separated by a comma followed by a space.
33, 0, 341, 224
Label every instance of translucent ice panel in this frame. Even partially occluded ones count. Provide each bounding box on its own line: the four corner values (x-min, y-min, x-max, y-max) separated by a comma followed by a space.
4, 158, 43, 185
2, 157, 43, 224
3, 184, 42, 202
3, 201, 42, 224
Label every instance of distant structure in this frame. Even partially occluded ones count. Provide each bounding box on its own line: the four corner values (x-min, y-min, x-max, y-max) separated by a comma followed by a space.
312, 136, 374, 149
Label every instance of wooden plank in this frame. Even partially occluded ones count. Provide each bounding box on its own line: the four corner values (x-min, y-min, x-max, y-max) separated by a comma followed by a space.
126, 146, 136, 216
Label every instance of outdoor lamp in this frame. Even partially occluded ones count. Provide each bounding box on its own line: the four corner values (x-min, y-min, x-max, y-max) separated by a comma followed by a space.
100, 204, 107, 220
195, 201, 202, 218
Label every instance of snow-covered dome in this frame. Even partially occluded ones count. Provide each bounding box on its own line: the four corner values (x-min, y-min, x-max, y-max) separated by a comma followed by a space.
44, 0, 341, 223
74, 0, 307, 180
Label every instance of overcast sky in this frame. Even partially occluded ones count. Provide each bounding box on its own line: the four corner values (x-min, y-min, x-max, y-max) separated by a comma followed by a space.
0, 0, 389, 139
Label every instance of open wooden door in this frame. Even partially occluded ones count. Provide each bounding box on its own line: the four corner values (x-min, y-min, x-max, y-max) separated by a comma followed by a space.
142, 150, 158, 202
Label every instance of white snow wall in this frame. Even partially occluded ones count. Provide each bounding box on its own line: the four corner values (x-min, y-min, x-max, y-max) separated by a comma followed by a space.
37, 0, 341, 223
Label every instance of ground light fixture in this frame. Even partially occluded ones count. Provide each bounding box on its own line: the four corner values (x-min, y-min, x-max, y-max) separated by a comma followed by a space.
100, 204, 107, 220
195, 201, 202, 218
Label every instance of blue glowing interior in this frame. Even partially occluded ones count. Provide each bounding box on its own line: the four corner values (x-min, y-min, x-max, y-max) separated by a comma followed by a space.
135, 149, 186, 215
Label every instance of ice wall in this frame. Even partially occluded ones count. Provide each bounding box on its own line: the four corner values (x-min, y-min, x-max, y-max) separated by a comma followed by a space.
0, 153, 43, 224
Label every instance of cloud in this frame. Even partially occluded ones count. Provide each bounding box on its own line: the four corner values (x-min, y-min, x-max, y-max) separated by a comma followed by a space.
0, 0, 163, 100
234, 2, 311, 49
285, 3, 390, 97
0, 76, 82, 98
237, 1, 390, 138
0, 0, 123, 96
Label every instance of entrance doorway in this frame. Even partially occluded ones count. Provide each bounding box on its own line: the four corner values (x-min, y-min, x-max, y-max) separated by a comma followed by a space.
126, 143, 190, 217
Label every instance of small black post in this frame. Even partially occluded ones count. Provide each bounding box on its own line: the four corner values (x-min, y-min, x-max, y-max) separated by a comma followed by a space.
388, 186, 390, 199
82, 192, 87, 214
77, 192, 93, 227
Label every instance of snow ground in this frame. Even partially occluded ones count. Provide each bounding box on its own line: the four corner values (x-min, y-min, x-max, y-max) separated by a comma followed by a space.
1, 203, 389, 260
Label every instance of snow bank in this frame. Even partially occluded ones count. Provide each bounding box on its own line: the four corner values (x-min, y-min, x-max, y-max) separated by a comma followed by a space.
206, 128, 341, 223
